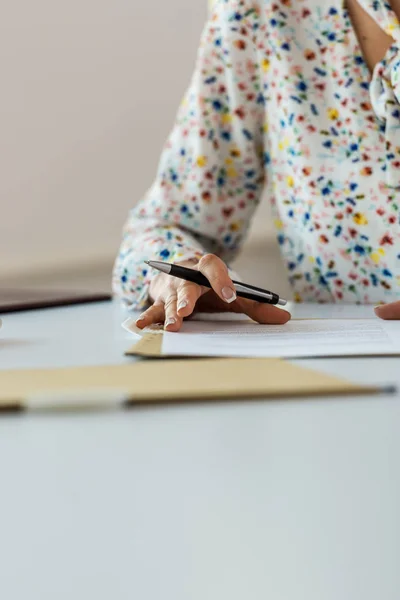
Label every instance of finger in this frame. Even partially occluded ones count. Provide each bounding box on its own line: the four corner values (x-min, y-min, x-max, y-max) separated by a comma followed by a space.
197, 254, 237, 304
234, 297, 291, 324
176, 281, 204, 318
163, 292, 182, 331
135, 302, 164, 329
374, 301, 400, 320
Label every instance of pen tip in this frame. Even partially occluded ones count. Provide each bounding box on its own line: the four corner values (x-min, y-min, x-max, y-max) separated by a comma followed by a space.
144, 260, 150, 265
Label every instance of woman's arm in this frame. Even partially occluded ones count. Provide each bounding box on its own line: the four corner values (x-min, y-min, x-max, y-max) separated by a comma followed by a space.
112, 0, 266, 308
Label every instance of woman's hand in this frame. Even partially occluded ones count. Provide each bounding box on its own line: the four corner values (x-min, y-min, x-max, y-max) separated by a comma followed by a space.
135, 254, 291, 332
375, 301, 400, 320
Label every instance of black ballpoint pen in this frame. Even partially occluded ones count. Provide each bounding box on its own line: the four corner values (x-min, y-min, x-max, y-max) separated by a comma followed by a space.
145, 260, 287, 306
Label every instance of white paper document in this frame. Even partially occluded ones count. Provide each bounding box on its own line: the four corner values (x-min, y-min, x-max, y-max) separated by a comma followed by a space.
162, 318, 400, 359
287, 302, 377, 320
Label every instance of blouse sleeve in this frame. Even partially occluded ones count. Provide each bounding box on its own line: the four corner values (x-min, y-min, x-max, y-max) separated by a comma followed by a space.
113, 0, 266, 308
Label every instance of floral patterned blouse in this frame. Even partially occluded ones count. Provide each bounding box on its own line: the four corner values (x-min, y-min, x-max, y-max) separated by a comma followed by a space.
113, 0, 400, 308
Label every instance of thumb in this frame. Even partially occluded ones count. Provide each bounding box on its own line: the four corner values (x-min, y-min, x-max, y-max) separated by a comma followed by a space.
235, 298, 291, 324
374, 301, 400, 320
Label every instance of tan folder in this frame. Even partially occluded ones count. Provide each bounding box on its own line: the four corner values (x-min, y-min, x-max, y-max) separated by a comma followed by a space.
125, 331, 165, 358
0, 352, 385, 412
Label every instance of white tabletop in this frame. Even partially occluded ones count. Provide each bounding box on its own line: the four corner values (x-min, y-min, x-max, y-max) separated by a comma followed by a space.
0, 302, 399, 600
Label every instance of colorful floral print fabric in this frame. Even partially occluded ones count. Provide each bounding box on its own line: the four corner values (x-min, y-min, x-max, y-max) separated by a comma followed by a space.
113, 0, 400, 308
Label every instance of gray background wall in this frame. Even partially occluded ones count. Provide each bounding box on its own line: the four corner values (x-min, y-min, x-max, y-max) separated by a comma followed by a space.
1, 0, 287, 296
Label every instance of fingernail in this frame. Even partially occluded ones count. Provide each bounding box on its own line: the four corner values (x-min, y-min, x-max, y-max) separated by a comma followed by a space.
136, 315, 146, 323
178, 300, 188, 311
222, 287, 237, 303
165, 317, 176, 328
374, 305, 383, 315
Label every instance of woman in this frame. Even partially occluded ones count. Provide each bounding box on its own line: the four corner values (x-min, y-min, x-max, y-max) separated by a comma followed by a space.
113, 0, 400, 331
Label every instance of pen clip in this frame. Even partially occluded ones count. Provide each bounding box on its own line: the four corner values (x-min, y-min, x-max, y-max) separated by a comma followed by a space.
234, 282, 274, 302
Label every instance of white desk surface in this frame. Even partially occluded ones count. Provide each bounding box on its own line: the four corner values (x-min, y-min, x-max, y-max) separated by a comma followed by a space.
0, 301, 399, 600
